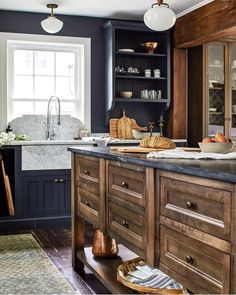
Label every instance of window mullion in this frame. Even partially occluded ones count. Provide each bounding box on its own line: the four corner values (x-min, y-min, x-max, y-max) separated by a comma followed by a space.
54, 52, 56, 95
33, 51, 35, 99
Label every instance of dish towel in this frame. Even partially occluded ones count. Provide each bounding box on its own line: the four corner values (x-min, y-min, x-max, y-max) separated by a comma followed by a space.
147, 148, 236, 160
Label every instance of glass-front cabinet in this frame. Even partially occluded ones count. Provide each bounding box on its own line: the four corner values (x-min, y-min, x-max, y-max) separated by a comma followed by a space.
205, 42, 236, 139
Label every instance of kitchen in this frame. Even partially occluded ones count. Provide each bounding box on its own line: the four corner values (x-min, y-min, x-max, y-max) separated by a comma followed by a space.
0, 0, 236, 294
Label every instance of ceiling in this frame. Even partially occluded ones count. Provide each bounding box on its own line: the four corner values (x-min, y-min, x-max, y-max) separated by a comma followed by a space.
0, 0, 214, 20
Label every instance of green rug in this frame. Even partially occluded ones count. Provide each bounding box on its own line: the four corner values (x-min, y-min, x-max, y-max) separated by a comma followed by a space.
0, 233, 75, 294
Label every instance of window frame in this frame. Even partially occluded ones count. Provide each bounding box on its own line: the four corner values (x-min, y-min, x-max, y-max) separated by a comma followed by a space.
0, 33, 91, 131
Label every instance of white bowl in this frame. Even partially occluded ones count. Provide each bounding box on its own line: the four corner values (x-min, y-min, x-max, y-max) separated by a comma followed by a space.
198, 142, 233, 153
94, 137, 110, 147
132, 129, 149, 140
120, 91, 133, 98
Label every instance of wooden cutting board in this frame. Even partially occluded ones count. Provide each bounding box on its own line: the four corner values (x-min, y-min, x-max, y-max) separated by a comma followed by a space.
109, 117, 147, 139
0, 159, 15, 216
117, 111, 133, 139
110, 147, 200, 153
110, 146, 165, 153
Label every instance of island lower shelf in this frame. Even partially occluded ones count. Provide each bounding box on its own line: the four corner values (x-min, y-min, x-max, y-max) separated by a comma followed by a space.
76, 245, 138, 294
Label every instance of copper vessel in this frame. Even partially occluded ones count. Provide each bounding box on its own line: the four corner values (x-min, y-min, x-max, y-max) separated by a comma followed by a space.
92, 229, 119, 258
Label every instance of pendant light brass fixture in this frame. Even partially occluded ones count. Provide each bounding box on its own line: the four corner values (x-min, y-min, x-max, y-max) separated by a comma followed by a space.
41, 4, 63, 34
144, 0, 176, 31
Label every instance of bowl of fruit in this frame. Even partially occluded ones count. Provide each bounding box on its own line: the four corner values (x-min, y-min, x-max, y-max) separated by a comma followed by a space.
198, 133, 233, 153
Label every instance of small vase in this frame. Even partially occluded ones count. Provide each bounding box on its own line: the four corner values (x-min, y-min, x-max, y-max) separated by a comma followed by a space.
92, 229, 119, 258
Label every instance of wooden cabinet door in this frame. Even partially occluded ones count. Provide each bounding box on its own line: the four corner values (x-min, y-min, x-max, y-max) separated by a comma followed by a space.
58, 174, 71, 215
22, 175, 59, 217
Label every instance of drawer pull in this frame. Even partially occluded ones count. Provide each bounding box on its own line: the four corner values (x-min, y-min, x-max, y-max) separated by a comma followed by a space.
54, 179, 59, 183
85, 201, 91, 208
85, 170, 90, 176
122, 221, 129, 229
186, 255, 194, 265
186, 201, 196, 210
59, 179, 64, 182
121, 181, 129, 189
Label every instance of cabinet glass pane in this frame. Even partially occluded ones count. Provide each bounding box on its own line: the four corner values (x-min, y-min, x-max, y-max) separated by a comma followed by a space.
208, 45, 225, 137
231, 46, 236, 137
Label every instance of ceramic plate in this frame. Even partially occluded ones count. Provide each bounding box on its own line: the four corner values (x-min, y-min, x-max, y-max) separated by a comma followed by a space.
118, 49, 134, 53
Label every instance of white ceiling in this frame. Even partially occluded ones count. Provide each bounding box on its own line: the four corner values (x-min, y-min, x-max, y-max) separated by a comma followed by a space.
0, 0, 214, 20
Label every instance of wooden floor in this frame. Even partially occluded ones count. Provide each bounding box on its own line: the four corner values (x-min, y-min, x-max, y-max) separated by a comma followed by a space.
1, 227, 110, 294
33, 227, 110, 294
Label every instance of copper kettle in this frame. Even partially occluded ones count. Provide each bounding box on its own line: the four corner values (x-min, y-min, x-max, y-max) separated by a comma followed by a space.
92, 229, 119, 258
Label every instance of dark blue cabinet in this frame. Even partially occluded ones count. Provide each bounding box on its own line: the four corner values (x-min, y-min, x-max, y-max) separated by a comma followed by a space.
22, 170, 71, 218
0, 146, 71, 230
103, 20, 171, 127
22, 175, 59, 217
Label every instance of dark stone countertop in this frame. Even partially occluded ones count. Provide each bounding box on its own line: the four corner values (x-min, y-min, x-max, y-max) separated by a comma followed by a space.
68, 146, 236, 184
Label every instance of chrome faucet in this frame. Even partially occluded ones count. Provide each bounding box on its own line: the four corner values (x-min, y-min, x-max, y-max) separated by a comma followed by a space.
46, 96, 61, 140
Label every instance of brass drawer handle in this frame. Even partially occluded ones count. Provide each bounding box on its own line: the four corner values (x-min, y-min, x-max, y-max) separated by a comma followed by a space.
85, 201, 91, 208
186, 201, 196, 210
85, 170, 90, 176
122, 220, 129, 229
186, 255, 194, 265
121, 181, 129, 189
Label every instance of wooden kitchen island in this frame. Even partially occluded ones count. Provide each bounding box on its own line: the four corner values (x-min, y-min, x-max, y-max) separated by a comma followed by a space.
68, 146, 236, 294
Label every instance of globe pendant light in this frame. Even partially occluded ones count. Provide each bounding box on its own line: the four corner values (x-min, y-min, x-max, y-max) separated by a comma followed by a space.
41, 4, 63, 34
144, 0, 176, 31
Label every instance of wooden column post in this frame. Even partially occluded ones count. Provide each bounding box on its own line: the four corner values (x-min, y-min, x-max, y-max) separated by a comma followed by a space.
169, 48, 187, 139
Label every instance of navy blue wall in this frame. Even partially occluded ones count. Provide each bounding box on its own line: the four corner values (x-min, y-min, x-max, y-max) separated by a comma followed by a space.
0, 10, 107, 132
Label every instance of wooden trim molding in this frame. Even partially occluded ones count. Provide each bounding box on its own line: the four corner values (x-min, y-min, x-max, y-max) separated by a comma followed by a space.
174, 1, 236, 48
169, 48, 187, 139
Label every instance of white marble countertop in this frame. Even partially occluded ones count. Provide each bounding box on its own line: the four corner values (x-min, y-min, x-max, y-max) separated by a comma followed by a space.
11, 138, 187, 146
11, 139, 94, 146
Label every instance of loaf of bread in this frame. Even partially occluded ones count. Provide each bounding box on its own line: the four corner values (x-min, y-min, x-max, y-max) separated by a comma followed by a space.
140, 136, 176, 149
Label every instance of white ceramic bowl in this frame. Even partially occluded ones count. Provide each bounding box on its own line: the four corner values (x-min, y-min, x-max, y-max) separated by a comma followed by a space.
198, 142, 233, 153
94, 137, 110, 147
120, 91, 133, 98
132, 129, 149, 140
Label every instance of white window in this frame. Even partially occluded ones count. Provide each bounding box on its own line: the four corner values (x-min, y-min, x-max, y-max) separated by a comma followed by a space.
0, 33, 91, 131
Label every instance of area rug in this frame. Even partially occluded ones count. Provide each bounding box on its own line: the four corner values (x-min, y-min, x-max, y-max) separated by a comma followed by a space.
0, 233, 75, 294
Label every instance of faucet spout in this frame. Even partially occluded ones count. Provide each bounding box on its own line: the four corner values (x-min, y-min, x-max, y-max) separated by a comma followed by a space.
46, 96, 61, 140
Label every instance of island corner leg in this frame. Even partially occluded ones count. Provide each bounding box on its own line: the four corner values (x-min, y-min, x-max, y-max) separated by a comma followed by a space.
72, 213, 85, 271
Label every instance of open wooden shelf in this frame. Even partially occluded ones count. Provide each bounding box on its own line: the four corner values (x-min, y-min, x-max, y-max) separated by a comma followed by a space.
76, 244, 138, 294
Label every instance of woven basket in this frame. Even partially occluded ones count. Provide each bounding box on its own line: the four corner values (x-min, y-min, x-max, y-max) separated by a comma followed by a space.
117, 257, 188, 294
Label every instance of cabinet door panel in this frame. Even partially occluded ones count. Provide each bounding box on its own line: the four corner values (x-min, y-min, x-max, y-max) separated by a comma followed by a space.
58, 174, 71, 215
22, 175, 58, 217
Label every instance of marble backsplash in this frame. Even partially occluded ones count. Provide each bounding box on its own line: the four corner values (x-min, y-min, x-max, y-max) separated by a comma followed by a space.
9, 115, 85, 141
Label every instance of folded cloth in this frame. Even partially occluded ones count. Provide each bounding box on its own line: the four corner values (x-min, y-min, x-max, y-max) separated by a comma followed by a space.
128, 265, 183, 290
147, 148, 236, 160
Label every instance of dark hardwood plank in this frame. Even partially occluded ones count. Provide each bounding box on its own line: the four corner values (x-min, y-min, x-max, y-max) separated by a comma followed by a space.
33, 227, 111, 294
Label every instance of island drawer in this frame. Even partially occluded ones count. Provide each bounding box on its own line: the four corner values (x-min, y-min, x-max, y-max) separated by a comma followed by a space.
77, 187, 99, 227
76, 155, 99, 181
159, 173, 232, 240
107, 161, 146, 207
77, 176, 99, 196
160, 225, 230, 294
107, 201, 146, 253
